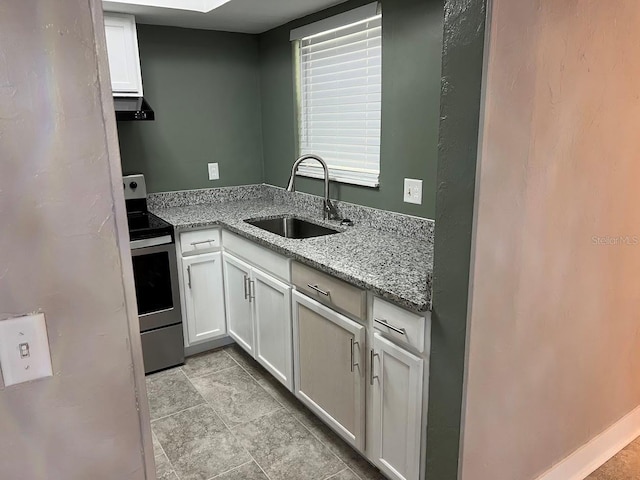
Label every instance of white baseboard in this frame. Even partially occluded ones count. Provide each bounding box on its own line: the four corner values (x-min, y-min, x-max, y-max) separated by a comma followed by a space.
536, 404, 640, 480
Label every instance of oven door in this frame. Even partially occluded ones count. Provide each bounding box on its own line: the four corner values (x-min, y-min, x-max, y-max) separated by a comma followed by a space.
131, 240, 182, 332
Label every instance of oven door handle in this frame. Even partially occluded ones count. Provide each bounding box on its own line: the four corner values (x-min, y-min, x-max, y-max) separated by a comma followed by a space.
130, 235, 173, 250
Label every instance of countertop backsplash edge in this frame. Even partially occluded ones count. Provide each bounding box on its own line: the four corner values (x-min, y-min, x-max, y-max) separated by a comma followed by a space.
148, 183, 435, 241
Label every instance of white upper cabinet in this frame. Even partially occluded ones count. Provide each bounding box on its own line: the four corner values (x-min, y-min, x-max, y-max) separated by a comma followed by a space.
103, 13, 143, 96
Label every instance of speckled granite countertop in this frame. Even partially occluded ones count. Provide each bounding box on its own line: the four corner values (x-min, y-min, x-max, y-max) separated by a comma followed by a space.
151, 199, 433, 312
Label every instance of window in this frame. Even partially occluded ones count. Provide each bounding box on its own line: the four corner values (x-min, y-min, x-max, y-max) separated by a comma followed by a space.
291, 3, 382, 188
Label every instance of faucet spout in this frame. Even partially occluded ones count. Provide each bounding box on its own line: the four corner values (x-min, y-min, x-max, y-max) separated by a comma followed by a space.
286, 154, 340, 221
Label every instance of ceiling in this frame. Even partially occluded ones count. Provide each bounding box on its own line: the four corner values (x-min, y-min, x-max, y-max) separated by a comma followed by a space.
102, 0, 350, 34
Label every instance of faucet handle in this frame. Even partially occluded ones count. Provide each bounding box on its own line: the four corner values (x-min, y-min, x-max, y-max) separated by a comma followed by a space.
325, 199, 341, 221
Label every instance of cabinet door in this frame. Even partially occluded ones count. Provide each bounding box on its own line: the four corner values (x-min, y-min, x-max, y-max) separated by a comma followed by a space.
222, 253, 254, 354
104, 14, 142, 95
292, 291, 365, 450
182, 252, 226, 345
253, 268, 293, 390
371, 333, 423, 480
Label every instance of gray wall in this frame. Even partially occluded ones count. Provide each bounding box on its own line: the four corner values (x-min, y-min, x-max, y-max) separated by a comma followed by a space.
117, 25, 264, 193
259, 0, 444, 219
0, 1, 150, 478
461, 1, 640, 479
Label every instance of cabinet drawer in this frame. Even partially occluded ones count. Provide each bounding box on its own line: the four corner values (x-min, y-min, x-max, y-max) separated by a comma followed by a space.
292, 262, 366, 320
372, 297, 425, 353
180, 228, 221, 255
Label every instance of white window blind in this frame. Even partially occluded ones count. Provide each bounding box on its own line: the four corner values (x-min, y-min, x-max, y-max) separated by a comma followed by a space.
296, 11, 382, 188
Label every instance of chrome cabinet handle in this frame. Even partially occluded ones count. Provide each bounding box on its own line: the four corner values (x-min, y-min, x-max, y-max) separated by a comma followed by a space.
374, 318, 406, 335
190, 239, 216, 246
187, 266, 192, 289
243, 275, 249, 299
307, 284, 330, 296
249, 279, 256, 302
370, 349, 379, 385
350, 339, 360, 373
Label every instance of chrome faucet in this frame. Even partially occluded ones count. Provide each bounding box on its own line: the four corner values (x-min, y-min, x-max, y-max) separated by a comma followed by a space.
286, 154, 340, 221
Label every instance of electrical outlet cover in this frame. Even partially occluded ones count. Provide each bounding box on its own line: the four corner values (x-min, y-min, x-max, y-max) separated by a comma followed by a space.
403, 178, 423, 205
0, 313, 53, 386
208, 163, 219, 181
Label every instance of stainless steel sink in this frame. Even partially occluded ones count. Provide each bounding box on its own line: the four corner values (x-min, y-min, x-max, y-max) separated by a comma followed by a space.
245, 216, 340, 239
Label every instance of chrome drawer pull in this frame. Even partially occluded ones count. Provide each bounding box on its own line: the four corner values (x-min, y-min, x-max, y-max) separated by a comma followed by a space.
350, 339, 360, 373
190, 239, 216, 246
370, 349, 379, 385
374, 318, 406, 335
307, 284, 330, 296
243, 275, 249, 300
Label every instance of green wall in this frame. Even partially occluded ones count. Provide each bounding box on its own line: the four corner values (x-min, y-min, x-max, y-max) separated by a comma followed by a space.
259, 0, 444, 218
118, 2, 445, 217
117, 25, 264, 192
426, 0, 488, 478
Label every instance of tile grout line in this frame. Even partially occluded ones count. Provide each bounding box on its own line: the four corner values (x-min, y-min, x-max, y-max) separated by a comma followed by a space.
151, 430, 182, 480
254, 381, 291, 412
150, 400, 207, 424
289, 413, 350, 476
149, 392, 183, 480
322, 467, 356, 480
181, 363, 275, 480
217, 347, 294, 427
205, 459, 254, 480
288, 410, 376, 480
225, 349, 268, 383
180, 348, 243, 381
225, 420, 274, 480
181, 362, 240, 381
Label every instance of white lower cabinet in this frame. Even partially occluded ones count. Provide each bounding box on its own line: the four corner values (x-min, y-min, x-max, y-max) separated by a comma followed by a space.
223, 254, 254, 354
253, 268, 292, 388
371, 332, 424, 480
292, 290, 366, 450
182, 252, 226, 345
177, 231, 429, 478
223, 252, 293, 390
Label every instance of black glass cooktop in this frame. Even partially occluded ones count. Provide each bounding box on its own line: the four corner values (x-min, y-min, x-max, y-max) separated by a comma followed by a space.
127, 212, 173, 242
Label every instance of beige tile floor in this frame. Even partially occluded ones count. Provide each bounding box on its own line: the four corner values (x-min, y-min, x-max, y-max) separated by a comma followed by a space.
147, 344, 386, 480
586, 436, 640, 480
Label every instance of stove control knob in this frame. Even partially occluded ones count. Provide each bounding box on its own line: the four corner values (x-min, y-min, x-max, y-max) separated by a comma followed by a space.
130, 182, 138, 189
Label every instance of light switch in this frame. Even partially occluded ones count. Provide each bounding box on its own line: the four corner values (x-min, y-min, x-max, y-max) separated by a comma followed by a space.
0, 313, 53, 386
208, 163, 220, 180
403, 178, 423, 205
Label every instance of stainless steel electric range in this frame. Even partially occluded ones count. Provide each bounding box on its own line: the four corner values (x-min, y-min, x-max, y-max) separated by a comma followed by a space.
124, 174, 184, 374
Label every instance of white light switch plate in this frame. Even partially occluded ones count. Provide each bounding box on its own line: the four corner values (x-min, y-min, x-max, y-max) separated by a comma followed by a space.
0, 313, 53, 386
403, 178, 423, 204
208, 163, 220, 180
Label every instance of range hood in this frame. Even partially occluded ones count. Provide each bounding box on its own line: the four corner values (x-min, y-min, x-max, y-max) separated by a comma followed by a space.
114, 96, 155, 121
